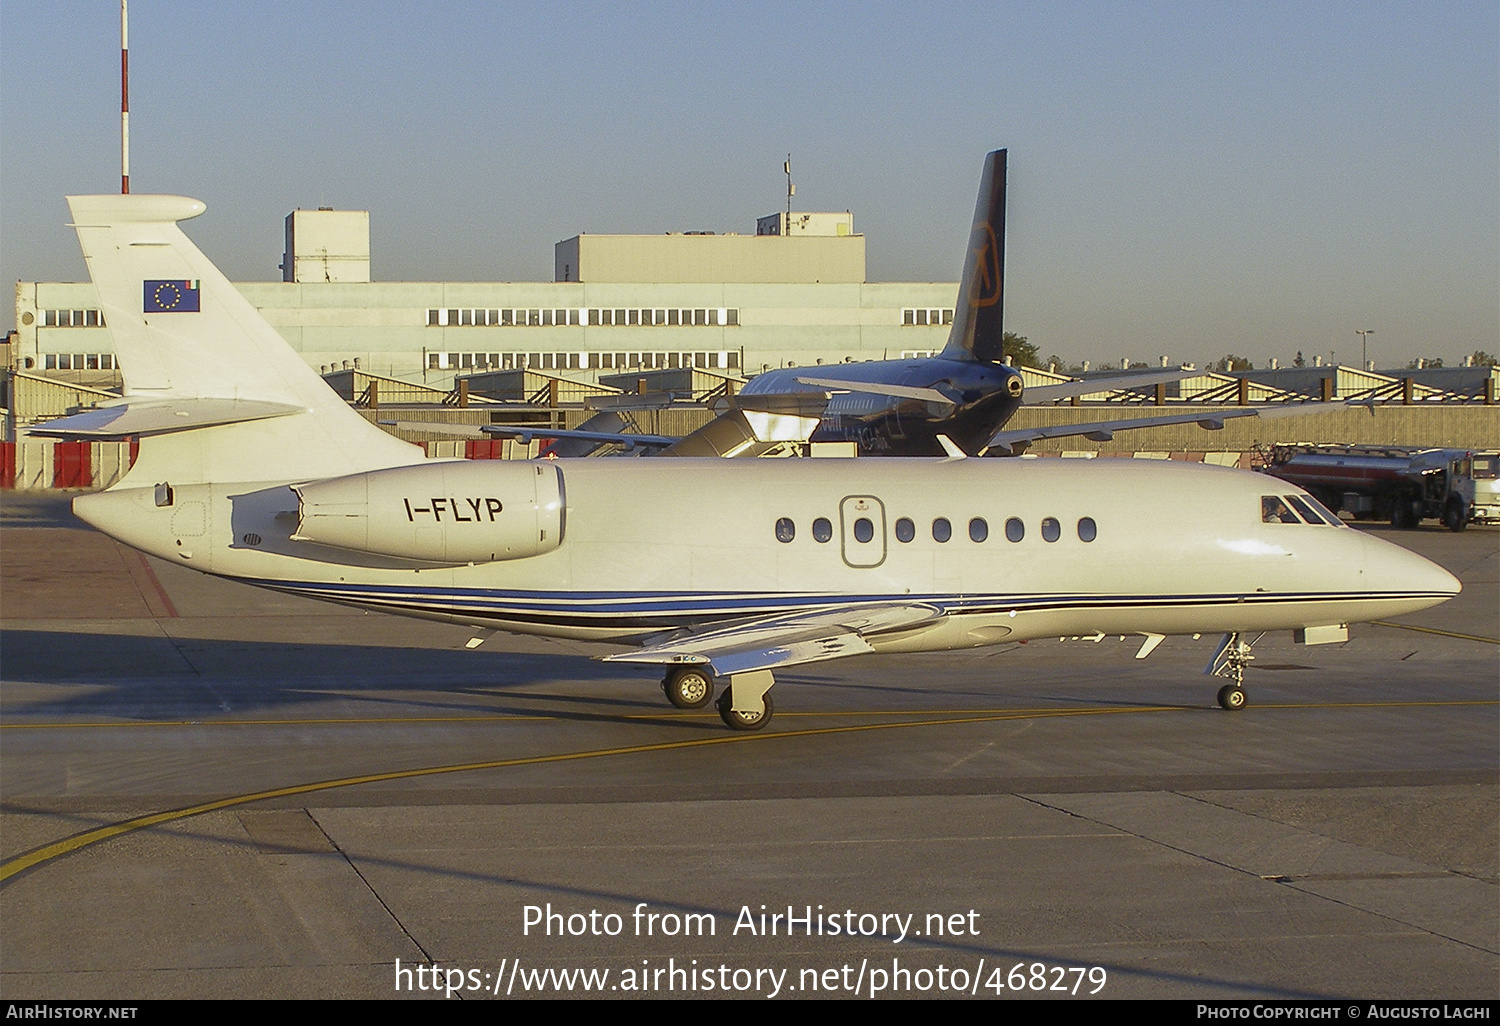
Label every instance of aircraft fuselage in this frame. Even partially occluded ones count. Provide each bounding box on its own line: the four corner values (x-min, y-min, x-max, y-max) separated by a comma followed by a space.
74, 456, 1458, 652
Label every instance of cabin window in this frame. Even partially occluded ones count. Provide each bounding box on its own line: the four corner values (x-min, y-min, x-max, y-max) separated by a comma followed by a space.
775, 518, 795, 543
1005, 517, 1024, 542
1261, 496, 1301, 524
932, 517, 952, 543
894, 517, 915, 543
1077, 517, 1097, 542
812, 517, 833, 543
1041, 517, 1061, 542
969, 517, 988, 542
853, 518, 875, 543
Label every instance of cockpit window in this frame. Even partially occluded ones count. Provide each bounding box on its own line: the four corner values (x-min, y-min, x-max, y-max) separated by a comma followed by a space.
1473, 455, 1498, 480
1285, 495, 1331, 526
1299, 493, 1345, 526
1261, 496, 1301, 524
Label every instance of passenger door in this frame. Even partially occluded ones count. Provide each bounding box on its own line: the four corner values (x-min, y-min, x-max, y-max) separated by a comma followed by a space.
839, 495, 886, 569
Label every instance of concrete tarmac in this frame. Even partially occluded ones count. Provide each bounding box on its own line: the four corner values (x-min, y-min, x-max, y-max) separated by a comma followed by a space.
1, 492, 1495, 1000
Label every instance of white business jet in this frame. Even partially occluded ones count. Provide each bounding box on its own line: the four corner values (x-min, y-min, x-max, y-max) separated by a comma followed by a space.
41, 194, 1459, 730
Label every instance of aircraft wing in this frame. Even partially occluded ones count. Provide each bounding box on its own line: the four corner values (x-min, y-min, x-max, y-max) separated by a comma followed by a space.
602, 601, 945, 676
794, 376, 956, 407
984, 402, 1344, 455
481, 425, 680, 449
1022, 369, 1195, 404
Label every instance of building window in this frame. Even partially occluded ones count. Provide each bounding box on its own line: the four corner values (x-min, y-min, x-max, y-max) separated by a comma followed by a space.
901, 308, 954, 327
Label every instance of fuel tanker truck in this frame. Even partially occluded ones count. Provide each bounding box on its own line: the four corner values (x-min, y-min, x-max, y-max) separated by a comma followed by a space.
1261, 444, 1499, 532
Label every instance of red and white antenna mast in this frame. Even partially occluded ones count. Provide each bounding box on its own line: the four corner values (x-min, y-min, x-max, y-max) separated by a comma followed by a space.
120, 0, 129, 193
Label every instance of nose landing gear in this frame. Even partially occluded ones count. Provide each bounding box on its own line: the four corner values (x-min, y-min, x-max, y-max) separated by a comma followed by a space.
1207, 632, 1260, 710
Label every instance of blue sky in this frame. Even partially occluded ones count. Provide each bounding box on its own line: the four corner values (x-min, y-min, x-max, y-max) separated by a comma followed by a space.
2, 1, 1495, 369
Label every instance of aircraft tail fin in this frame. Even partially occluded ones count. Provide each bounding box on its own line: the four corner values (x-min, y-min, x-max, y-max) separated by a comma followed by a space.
65, 194, 423, 484
939, 149, 1006, 365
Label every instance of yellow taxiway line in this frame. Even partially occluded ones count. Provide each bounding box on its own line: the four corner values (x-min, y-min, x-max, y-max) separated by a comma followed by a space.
3, 699, 1494, 884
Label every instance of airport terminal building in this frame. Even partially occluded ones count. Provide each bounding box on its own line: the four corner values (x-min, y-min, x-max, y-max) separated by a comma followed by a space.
12, 206, 959, 389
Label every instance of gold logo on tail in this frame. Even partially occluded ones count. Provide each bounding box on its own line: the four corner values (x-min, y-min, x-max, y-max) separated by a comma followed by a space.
969, 221, 1001, 308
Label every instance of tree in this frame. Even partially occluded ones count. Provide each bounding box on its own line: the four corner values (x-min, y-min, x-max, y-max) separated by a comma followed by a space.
1211, 354, 1254, 372
1001, 331, 1041, 369
1293, 351, 1306, 368
1407, 357, 1444, 369
1468, 350, 1497, 367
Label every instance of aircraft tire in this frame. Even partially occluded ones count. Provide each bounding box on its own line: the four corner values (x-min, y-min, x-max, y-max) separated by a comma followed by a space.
662, 666, 715, 710
717, 690, 773, 731
1216, 684, 1247, 711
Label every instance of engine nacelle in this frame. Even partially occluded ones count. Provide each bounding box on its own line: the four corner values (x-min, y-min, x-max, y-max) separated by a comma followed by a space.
292, 460, 565, 564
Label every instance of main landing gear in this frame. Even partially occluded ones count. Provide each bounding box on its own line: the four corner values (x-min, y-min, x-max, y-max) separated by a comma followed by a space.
661, 666, 776, 731
1206, 631, 1260, 711
661, 666, 715, 709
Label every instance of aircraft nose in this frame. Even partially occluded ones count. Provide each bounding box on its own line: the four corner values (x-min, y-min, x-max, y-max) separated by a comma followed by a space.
1361, 532, 1461, 601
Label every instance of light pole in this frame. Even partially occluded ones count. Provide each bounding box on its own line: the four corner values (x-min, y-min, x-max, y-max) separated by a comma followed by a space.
1356, 329, 1375, 370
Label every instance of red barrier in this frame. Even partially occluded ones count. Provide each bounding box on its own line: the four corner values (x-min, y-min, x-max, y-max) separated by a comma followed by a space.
52, 441, 92, 488
0, 442, 14, 489
465, 439, 503, 460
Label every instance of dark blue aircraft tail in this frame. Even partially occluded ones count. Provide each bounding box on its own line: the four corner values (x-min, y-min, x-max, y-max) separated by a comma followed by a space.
940, 149, 1006, 365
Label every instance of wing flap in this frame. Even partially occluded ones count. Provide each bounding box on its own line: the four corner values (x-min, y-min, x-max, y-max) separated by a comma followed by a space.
602, 601, 944, 674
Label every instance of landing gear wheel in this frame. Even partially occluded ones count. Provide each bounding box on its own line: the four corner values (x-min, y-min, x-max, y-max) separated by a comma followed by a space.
717, 690, 773, 731
662, 666, 715, 709
1217, 684, 1247, 711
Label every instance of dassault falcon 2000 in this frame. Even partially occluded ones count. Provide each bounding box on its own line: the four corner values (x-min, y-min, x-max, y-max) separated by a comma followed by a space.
38, 193, 1459, 730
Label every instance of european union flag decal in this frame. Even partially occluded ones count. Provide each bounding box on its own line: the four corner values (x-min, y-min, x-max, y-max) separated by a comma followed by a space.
144, 280, 201, 313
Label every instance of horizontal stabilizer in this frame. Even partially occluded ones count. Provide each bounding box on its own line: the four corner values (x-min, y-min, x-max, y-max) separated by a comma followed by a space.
25, 398, 304, 440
